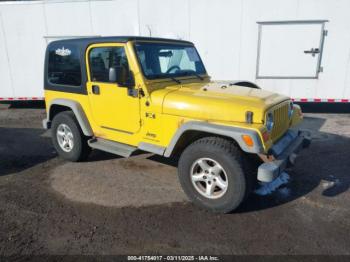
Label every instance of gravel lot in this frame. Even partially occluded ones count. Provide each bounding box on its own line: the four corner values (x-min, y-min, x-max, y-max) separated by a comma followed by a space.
0, 102, 349, 256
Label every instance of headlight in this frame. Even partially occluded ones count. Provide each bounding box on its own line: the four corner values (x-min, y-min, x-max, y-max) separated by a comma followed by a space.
266, 112, 274, 132
288, 101, 294, 118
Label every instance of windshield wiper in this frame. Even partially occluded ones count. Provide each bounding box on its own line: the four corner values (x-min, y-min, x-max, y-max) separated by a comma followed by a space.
192, 72, 204, 81
170, 77, 181, 84
182, 70, 204, 80
148, 73, 181, 84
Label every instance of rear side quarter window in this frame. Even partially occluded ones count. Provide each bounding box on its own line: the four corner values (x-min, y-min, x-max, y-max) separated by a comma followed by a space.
48, 45, 82, 86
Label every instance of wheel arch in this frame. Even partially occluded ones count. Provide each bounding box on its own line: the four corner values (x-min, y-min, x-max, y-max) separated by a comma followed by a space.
45, 99, 93, 136
163, 122, 263, 157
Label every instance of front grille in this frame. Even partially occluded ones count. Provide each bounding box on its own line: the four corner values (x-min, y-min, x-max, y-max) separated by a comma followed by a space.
270, 103, 290, 141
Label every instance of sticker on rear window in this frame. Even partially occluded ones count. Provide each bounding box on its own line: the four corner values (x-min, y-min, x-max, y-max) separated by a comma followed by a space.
55, 47, 71, 57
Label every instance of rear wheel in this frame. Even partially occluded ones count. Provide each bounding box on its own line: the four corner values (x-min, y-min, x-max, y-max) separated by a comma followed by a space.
178, 137, 254, 213
51, 111, 91, 162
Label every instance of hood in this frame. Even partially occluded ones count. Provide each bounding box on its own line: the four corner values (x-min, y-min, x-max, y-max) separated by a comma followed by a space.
151, 81, 290, 123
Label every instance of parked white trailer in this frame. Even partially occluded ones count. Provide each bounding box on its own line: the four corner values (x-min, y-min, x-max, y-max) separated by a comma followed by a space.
0, 0, 350, 103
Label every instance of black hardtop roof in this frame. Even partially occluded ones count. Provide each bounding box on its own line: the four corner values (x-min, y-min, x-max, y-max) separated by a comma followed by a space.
48, 36, 194, 49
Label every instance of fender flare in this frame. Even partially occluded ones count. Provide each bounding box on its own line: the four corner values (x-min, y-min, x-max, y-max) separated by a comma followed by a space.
163, 121, 264, 157
45, 98, 93, 136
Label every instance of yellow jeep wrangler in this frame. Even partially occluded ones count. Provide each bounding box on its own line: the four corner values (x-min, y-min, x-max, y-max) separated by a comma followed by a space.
43, 36, 310, 213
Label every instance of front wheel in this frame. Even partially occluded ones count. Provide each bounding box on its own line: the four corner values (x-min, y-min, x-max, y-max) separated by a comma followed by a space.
178, 137, 252, 213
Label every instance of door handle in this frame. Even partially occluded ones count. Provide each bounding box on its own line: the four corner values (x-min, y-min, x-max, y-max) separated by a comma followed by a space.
304, 48, 320, 57
92, 85, 100, 95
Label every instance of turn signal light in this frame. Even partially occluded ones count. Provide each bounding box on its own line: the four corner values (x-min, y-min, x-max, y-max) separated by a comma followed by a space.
242, 135, 254, 147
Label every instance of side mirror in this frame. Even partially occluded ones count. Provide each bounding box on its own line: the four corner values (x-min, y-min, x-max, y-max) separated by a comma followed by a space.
108, 66, 134, 87
109, 67, 117, 83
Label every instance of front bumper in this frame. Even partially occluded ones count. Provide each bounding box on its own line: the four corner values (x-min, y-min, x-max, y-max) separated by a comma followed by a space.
257, 130, 311, 182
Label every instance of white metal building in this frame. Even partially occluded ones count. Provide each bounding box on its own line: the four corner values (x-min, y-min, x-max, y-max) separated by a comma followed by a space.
0, 0, 350, 102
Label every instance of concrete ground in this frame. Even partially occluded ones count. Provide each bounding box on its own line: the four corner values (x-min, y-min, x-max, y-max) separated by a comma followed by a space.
0, 102, 349, 255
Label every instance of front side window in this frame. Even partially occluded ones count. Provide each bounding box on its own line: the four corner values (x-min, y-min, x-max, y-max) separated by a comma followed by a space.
134, 42, 206, 80
89, 46, 129, 83
48, 45, 81, 86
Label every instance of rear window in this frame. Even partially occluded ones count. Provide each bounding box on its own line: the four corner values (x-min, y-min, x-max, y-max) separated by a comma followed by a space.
48, 45, 82, 86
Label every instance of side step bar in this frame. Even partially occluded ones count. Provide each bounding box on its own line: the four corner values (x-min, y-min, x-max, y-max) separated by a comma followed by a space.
88, 138, 137, 157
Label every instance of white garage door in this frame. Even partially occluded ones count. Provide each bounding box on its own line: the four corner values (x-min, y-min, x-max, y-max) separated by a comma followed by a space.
256, 21, 327, 79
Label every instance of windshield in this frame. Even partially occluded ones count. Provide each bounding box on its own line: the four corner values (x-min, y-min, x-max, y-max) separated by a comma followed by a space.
134, 42, 207, 80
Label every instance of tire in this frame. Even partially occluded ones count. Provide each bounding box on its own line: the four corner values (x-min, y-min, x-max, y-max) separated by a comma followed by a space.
178, 137, 255, 213
51, 111, 91, 162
